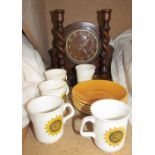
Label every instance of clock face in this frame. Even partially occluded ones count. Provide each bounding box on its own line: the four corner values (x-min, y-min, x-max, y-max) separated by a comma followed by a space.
65, 28, 100, 64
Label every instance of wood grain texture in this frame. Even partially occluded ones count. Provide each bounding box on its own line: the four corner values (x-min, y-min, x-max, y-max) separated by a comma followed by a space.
50, 10, 113, 84
98, 9, 113, 80
54, 9, 66, 68
45, 0, 132, 50
23, 0, 131, 67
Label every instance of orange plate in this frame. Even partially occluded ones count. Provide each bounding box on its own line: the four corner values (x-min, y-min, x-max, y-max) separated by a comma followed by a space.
71, 95, 91, 106
72, 99, 90, 110
72, 100, 91, 114
72, 80, 128, 104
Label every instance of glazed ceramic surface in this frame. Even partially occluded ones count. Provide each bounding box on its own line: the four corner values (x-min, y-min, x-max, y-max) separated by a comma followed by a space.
80, 99, 131, 152
71, 80, 128, 114
75, 64, 96, 83
44, 68, 67, 81
72, 80, 128, 103
39, 80, 69, 101
27, 96, 74, 144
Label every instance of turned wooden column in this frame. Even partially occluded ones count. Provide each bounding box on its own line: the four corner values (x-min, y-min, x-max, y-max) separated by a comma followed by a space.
99, 9, 113, 80
54, 9, 65, 68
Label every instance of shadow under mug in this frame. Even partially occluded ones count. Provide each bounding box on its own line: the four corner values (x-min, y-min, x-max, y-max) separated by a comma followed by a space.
27, 96, 75, 144
80, 99, 131, 153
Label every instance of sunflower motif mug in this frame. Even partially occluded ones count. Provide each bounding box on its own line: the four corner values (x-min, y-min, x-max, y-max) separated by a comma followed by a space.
27, 96, 74, 144
80, 99, 131, 153
38, 80, 69, 101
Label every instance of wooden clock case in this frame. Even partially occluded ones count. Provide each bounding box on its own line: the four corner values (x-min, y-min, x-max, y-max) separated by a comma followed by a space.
49, 9, 113, 86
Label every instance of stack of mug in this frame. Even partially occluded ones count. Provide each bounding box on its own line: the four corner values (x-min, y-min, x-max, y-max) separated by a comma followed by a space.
27, 68, 75, 144
40, 69, 69, 101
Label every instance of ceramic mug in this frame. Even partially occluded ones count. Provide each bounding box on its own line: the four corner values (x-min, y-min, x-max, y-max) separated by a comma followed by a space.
27, 96, 74, 144
38, 80, 69, 101
44, 69, 67, 81
80, 99, 131, 153
75, 64, 96, 83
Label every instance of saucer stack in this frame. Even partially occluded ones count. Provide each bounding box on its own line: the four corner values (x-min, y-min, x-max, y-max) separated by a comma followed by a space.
71, 80, 128, 114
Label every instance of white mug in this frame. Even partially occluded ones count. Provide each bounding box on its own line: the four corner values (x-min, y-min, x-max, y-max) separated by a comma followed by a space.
44, 69, 67, 81
38, 80, 69, 101
75, 64, 96, 83
27, 96, 74, 144
80, 99, 131, 153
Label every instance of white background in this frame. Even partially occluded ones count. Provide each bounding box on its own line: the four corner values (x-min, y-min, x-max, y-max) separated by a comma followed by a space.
0, 0, 155, 155
0, 0, 21, 154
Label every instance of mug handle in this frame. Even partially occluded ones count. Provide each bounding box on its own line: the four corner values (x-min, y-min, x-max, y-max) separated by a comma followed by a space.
66, 85, 69, 95
65, 75, 67, 81
80, 116, 96, 139
62, 103, 75, 124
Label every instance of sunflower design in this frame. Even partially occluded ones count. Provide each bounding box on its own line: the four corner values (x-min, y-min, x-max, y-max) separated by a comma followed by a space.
61, 93, 66, 101
44, 115, 63, 136
104, 127, 126, 147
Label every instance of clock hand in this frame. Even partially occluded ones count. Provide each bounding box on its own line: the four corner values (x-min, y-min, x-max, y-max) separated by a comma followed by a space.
72, 45, 82, 52
81, 38, 89, 47
81, 46, 91, 57
72, 37, 90, 52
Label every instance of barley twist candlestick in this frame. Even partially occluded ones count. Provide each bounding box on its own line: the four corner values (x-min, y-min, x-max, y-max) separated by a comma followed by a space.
99, 9, 113, 80
54, 9, 65, 68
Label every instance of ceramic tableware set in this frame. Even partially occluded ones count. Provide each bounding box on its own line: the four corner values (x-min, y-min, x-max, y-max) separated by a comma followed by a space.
74, 64, 131, 153
39, 69, 69, 101
26, 65, 131, 153
27, 69, 75, 144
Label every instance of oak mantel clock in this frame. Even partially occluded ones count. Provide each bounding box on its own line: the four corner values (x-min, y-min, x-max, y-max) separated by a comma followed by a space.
65, 22, 100, 64
50, 9, 113, 85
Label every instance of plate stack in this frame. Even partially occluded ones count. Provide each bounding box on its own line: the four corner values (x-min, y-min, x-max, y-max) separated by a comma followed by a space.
71, 80, 128, 114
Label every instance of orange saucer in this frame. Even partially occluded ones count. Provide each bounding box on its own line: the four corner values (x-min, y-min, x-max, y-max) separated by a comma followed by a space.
71, 80, 128, 114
